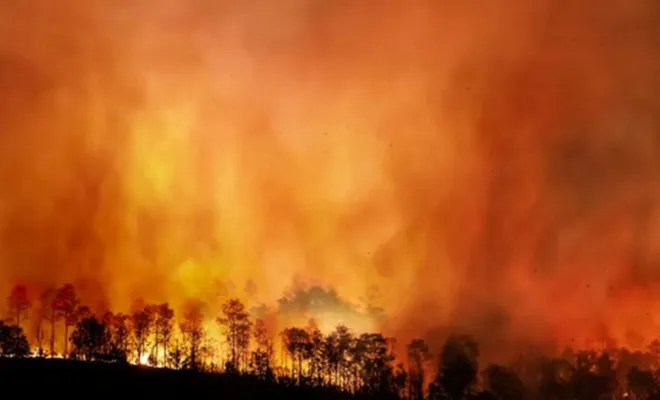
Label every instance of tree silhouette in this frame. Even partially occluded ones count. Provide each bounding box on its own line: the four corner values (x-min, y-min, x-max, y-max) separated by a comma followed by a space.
7, 284, 31, 329
70, 315, 111, 361
180, 300, 205, 370
237, 315, 251, 371
75, 305, 92, 322
13, 280, 660, 400
307, 321, 325, 385
483, 364, 525, 400
572, 351, 617, 400
251, 318, 275, 380
393, 362, 409, 399
535, 356, 574, 400
217, 298, 252, 373
33, 306, 45, 356
617, 348, 654, 382
407, 339, 431, 400
144, 303, 175, 366
155, 303, 174, 367
143, 304, 159, 364
627, 366, 657, 400
132, 306, 153, 363
322, 325, 354, 390
435, 334, 479, 400
323, 328, 342, 386
40, 287, 59, 357
168, 337, 185, 370
353, 333, 396, 396
104, 312, 131, 362
0, 321, 30, 357
281, 327, 311, 384
53, 283, 80, 357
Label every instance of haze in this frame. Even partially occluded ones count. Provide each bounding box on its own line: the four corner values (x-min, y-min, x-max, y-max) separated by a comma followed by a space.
1, 0, 659, 361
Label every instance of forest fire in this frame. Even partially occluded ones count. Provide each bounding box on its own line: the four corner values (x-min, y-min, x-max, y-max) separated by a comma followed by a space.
0, 0, 660, 387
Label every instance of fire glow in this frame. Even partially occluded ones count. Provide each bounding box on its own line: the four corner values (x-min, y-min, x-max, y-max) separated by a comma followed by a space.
1, 0, 660, 363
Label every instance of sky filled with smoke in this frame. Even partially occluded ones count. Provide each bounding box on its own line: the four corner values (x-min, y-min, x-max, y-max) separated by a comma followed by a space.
1, 0, 660, 360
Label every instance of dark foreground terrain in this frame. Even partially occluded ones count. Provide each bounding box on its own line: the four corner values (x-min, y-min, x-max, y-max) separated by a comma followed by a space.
0, 358, 352, 400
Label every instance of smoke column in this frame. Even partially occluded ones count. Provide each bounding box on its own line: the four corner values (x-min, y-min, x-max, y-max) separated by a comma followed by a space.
1, 0, 659, 360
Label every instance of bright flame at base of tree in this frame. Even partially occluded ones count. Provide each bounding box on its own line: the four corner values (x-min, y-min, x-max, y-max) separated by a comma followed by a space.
138, 353, 151, 367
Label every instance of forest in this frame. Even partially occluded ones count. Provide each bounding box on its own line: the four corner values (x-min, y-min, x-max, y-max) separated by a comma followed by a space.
1, 282, 660, 400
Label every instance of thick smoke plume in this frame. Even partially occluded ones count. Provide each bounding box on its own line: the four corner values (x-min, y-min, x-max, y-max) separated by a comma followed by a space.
1, 0, 659, 361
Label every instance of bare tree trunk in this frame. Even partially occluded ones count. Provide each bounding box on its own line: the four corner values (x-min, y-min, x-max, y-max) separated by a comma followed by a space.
163, 340, 168, 368
50, 318, 55, 356
155, 325, 160, 366
334, 365, 338, 388
36, 322, 42, 355
64, 323, 68, 357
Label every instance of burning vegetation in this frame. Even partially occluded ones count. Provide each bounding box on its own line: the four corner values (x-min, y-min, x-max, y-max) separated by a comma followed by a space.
1, 0, 660, 398
2, 283, 660, 399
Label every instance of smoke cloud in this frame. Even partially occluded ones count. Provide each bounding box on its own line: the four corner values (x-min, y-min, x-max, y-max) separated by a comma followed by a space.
1, 0, 659, 361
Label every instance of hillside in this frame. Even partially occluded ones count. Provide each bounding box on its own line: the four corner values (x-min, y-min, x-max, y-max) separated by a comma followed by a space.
0, 357, 352, 400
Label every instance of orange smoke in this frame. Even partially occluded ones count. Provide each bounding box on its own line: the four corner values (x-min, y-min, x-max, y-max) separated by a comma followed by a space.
1, 0, 660, 362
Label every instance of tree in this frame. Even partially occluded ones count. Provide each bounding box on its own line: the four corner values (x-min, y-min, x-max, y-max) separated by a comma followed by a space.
33, 306, 45, 356
627, 366, 657, 400
103, 312, 131, 362
143, 303, 174, 366
180, 300, 205, 370
307, 321, 325, 385
237, 314, 252, 372
167, 337, 183, 370
0, 321, 30, 357
536, 356, 575, 400
154, 303, 174, 367
131, 307, 153, 364
114, 313, 132, 359
317, 325, 356, 390
435, 334, 479, 400
217, 298, 252, 372
353, 333, 396, 395
393, 362, 409, 399
648, 340, 660, 369
70, 316, 111, 361
40, 287, 59, 356
281, 327, 311, 383
75, 305, 91, 320
407, 339, 432, 400
53, 284, 79, 357
572, 351, 617, 400
251, 318, 274, 380
483, 364, 525, 400
323, 329, 341, 386
7, 284, 31, 329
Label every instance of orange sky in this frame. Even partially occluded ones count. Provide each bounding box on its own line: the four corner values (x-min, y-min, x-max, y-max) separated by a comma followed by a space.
1, 0, 660, 360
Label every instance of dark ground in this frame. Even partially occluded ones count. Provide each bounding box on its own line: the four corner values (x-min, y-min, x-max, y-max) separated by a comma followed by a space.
0, 358, 353, 400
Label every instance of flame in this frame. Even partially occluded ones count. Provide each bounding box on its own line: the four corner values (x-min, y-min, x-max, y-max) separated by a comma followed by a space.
138, 353, 151, 367
0, 0, 659, 363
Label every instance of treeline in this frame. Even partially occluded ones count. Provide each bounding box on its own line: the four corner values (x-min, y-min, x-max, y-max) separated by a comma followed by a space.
3, 283, 660, 399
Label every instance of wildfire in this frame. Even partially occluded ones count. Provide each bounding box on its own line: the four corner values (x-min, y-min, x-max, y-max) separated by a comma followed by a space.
28, 351, 64, 360
0, 0, 659, 364
138, 353, 151, 367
